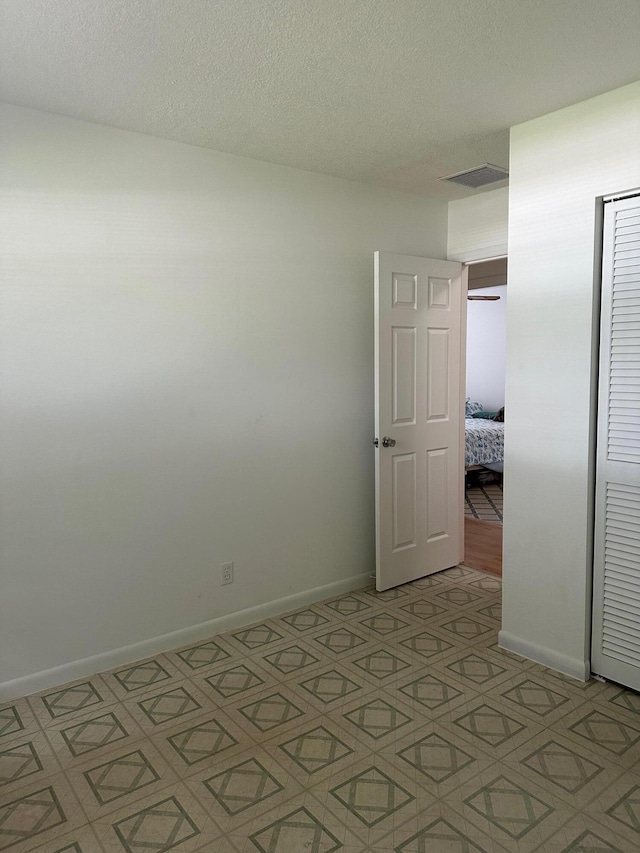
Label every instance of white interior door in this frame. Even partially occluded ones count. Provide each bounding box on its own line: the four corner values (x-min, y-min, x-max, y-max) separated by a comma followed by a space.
374, 251, 466, 591
592, 194, 640, 690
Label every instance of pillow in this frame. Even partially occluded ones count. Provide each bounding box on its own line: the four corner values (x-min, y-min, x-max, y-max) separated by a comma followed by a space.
493, 407, 505, 422
465, 398, 483, 417
472, 411, 499, 419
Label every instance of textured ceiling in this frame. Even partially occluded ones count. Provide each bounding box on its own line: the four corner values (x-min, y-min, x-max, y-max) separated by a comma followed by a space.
2, 0, 640, 198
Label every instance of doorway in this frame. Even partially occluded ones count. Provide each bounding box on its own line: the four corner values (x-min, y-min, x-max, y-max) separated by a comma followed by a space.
373, 252, 504, 591
462, 258, 507, 576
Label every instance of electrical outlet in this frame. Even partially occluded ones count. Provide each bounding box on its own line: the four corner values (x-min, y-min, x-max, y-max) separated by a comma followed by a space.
221, 561, 234, 586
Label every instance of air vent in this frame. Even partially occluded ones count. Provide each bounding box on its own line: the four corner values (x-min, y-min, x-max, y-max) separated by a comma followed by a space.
439, 163, 509, 188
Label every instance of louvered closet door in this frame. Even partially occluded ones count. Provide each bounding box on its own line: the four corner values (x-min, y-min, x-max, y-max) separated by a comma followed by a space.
592, 195, 640, 689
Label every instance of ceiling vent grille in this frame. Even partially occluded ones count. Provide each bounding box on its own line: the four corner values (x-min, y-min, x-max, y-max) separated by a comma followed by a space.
439, 163, 509, 188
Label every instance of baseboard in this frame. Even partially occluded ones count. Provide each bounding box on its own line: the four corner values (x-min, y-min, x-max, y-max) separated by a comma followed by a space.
0, 571, 372, 701
498, 630, 590, 682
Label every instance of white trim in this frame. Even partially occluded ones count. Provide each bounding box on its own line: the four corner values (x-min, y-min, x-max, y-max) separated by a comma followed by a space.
602, 187, 640, 202
0, 571, 372, 701
464, 254, 508, 266
498, 630, 590, 682
447, 244, 508, 264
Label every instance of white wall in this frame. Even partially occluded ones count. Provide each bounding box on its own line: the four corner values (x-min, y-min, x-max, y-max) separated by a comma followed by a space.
465, 285, 507, 412
501, 80, 640, 679
448, 187, 508, 262
0, 104, 448, 696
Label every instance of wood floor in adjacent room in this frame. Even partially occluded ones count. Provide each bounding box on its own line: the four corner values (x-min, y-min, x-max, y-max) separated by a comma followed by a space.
463, 516, 503, 576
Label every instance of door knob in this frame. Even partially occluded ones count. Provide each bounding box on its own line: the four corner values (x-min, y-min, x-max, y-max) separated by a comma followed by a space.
381, 436, 396, 448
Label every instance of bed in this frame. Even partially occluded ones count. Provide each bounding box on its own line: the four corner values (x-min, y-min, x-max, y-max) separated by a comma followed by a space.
465, 414, 504, 468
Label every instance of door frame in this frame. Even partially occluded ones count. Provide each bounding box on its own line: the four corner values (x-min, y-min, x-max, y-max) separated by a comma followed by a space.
459, 254, 507, 566
373, 251, 508, 589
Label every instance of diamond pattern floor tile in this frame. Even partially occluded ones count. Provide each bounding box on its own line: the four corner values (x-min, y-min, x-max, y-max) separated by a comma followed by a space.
396, 732, 476, 783
501, 678, 571, 718
56, 711, 132, 759
452, 702, 528, 747
436, 588, 483, 607
299, 669, 361, 705
167, 717, 239, 766
0, 741, 43, 787
204, 664, 265, 699
560, 829, 626, 851
278, 725, 354, 774
232, 623, 283, 649
9, 566, 640, 853
399, 599, 446, 619
113, 795, 200, 852
0, 775, 88, 853
445, 652, 508, 685
238, 692, 305, 733
324, 595, 371, 616
440, 566, 476, 580
439, 616, 494, 640
0, 786, 67, 849
64, 738, 182, 825
137, 686, 202, 727
469, 574, 502, 593
521, 738, 604, 794
358, 612, 410, 636
0, 732, 63, 795
399, 673, 464, 710
250, 806, 342, 853
12, 823, 106, 853
263, 646, 319, 675
568, 710, 640, 756
80, 748, 161, 807
342, 697, 412, 740
92, 785, 223, 853
351, 649, 411, 680
609, 688, 640, 717
40, 682, 105, 720
329, 765, 414, 827
174, 641, 230, 671
400, 631, 454, 659
464, 774, 555, 840
395, 815, 493, 852
364, 586, 410, 602
203, 758, 283, 815
113, 660, 172, 694
478, 602, 502, 622
537, 814, 638, 852
281, 609, 330, 632
606, 783, 640, 833
0, 708, 26, 741
313, 629, 367, 655
408, 574, 443, 589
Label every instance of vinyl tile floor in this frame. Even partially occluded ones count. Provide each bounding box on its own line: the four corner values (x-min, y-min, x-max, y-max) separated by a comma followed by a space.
2, 566, 640, 852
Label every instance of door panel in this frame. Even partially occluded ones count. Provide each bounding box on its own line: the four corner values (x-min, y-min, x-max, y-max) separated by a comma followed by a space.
426, 448, 448, 541
375, 251, 465, 591
392, 327, 416, 424
426, 328, 449, 419
592, 196, 640, 690
392, 453, 417, 551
